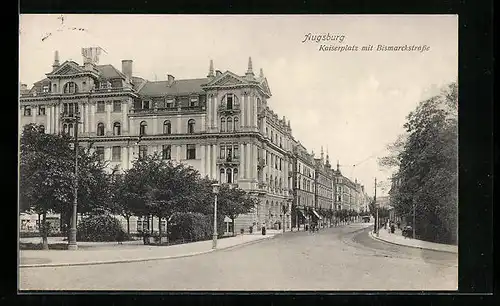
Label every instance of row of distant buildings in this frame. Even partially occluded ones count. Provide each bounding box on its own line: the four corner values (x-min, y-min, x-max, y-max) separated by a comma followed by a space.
19, 47, 372, 234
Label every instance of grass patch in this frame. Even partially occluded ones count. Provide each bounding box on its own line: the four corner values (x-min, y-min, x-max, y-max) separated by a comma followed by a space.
20, 242, 70, 250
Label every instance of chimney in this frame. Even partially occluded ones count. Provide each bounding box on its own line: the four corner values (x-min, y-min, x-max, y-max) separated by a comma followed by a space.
215, 70, 222, 77
207, 59, 215, 79
52, 50, 60, 71
121, 60, 133, 79
167, 74, 175, 86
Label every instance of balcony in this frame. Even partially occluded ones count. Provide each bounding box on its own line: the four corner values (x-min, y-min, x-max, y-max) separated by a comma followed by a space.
216, 156, 240, 166
60, 112, 81, 120
218, 104, 241, 115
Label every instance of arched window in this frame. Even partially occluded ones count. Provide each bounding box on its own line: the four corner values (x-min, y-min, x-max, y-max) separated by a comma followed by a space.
97, 123, 105, 136
52, 84, 57, 93
113, 122, 121, 135
226, 168, 232, 184
68, 123, 74, 137
63, 123, 68, 135
139, 121, 147, 136
163, 120, 171, 134
39, 125, 45, 133
188, 119, 195, 134
234, 117, 239, 131
63, 82, 78, 94
220, 117, 226, 132
270, 175, 273, 190
220, 168, 225, 183
227, 117, 233, 132
233, 168, 238, 183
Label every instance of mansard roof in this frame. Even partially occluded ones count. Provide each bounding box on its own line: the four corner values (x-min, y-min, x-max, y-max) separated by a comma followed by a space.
95, 64, 127, 80
138, 78, 209, 97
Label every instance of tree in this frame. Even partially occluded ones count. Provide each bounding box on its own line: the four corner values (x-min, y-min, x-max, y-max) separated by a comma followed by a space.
19, 124, 112, 247
384, 81, 458, 244
218, 185, 258, 236
125, 153, 201, 244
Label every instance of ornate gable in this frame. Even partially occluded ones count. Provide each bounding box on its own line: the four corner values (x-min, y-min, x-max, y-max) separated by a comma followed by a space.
49, 61, 84, 76
204, 71, 247, 87
260, 78, 272, 96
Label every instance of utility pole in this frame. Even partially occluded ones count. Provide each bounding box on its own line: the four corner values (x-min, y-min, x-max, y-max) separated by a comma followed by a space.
374, 177, 378, 237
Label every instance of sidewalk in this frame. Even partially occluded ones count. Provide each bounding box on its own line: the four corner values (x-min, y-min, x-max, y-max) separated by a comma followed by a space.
19, 233, 276, 268
370, 228, 458, 254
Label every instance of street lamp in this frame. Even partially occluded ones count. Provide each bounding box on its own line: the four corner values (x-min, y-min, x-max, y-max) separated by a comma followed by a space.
211, 183, 220, 249
66, 114, 81, 251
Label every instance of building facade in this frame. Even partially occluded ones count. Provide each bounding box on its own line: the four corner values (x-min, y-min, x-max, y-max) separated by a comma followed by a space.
19, 48, 372, 234
19, 48, 297, 233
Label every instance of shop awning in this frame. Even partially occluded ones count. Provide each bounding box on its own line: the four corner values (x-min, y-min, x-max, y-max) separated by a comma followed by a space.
297, 210, 306, 218
312, 209, 322, 220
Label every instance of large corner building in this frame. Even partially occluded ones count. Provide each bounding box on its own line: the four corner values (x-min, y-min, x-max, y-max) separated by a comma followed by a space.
19, 48, 370, 234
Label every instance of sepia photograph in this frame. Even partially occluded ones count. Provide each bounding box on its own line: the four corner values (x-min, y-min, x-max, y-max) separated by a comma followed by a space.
18, 14, 458, 291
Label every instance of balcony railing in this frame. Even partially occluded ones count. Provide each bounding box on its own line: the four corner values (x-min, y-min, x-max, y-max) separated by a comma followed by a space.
218, 104, 241, 114
216, 156, 240, 165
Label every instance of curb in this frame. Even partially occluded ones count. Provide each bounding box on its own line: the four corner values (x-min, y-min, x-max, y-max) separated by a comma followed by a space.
368, 230, 458, 254
20, 236, 275, 268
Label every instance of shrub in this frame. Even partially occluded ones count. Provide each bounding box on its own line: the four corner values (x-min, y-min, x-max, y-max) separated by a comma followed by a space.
76, 214, 131, 242
168, 212, 213, 242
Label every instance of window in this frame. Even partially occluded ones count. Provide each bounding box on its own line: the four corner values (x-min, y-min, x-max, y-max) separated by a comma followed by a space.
42, 85, 49, 93
186, 144, 196, 159
68, 123, 74, 137
220, 118, 226, 132
163, 120, 171, 134
113, 122, 121, 135
96, 147, 105, 161
139, 145, 148, 158
226, 168, 233, 184
226, 147, 232, 161
190, 96, 198, 107
137, 219, 149, 232
39, 125, 45, 133
97, 101, 105, 112
113, 101, 121, 112
220, 168, 225, 183
162, 145, 171, 160
233, 146, 239, 159
53, 84, 57, 92
63, 123, 68, 135
139, 121, 147, 136
23, 106, 31, 116
63, 102, 78, 116
112, 146, 121, 161
227, 117, 233, 132
234, 117, 239, 131
166, 98, 174, 108
97, 123, 105, 136
63, 82, 78, 94
188, 119, 195, 134
220, 145, 225, 159
233, 168, 239, 183
142, 100, 150, 109
226, 94, 233, 109
38, 106, 46, 116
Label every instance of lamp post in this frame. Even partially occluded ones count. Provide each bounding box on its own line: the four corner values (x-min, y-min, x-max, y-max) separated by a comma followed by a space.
67, 114, 81, 251
211, 183, 220, 249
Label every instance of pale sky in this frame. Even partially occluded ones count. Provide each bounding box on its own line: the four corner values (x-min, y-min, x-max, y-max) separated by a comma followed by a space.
19, 14, 458, 196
